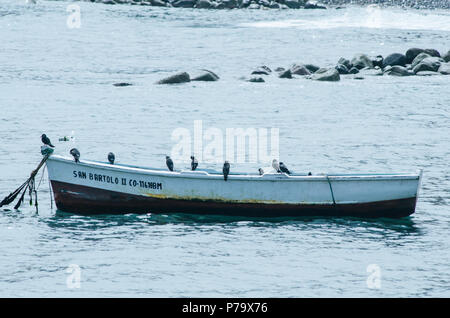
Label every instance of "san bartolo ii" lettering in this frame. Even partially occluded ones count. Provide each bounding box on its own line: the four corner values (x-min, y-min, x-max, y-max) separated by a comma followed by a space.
72, 170, 162, 190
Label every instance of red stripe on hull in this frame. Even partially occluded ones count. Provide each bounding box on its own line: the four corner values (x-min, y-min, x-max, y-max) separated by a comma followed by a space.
50, 181, 417, 218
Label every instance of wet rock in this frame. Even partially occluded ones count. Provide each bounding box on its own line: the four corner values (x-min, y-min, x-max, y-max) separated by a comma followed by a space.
338, 57, 352, 70
348, 67, 359, 74
359, 67, 383, 76
415, 71, 440, 76
382, 53, 406, 68
335, 64, 349, 75
371, 55, 384, 68
248, 77, 265, 82
411, 53, 431, 68
222, 0, 238, 8
351, 54, 373, 69
423, 49, 441, 58
304, 1, 326, 9
172, 0, 196, 7
304, 64, 320, 73
274, 67, 285, 72
442, 50, 450, 62
196, 0, 214, 8
150, 0, 167, 6
278, 69, 292, 78
191, 70, 220, 81
438, 63, 450, 75
284, 0, 302, 9
248, 2, 260, 9
290, 64, 311, 75
102, 0, 116, 4
412, 57, 443, 73
268, 1, 281, 8
113, 82, 133, 87
311, 68, 340, 81
405, 48, 425, 64
157, 72, 190, 84
251, 66, 271, 75
384, 65, 411, 76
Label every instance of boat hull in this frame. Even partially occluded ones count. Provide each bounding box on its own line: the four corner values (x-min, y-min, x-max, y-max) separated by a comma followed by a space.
50, 180, 417, 218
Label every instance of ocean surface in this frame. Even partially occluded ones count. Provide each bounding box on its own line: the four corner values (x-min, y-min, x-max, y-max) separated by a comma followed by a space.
1, 0, 449, 297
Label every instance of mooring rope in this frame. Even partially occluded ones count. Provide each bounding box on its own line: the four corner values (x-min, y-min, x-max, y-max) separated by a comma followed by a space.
0, 154, 50, 211
325, 175, 337, 207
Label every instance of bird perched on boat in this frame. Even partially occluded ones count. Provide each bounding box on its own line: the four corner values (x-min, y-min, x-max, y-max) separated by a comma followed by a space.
258, 168, 264, 175
70, 148, 80, 163
279, 162, 291, 175
108, 152, 115, 164
190, 156, 198, 171
166, 156, 174, 172
223, 161, 230, 181
41, 134, 54, 148
272, 159, 280, 173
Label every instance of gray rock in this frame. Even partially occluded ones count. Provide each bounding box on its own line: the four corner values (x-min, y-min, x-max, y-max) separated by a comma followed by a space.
348, 67, 359, 74
351, 53, 373, 69
151, 0, 167, 6
415, 71, 440, 76
359, 67, 383, 76
405, 48, 425, 64
222, 0, 238, 8
113, 82, 133, 87
290, 64, 311, 75
338, 57, 352, 70
423, 49, 441, 58
172, 0, 196, 7
268, 1, 281, 8
157, 72, 190, 84
248, 77, 265, 82
442, 50, 450, 62
371, 55, 383, 68
311, 68, 340, 81
412, 57, 443, 73
278, 69, 292, 78
304, 64, 320, 73
335, 64, 349, 75
274, 67, 285, 72
248, 2, 260, 9
191, 70, 220, 81
382, 53, 406, 68
438, 63, 450, 75
304, 1, 326, 9
411, 53, 431, 68
384, 65, 411, 76
284, 0, 302, 9
196, 0, 214, 8
251, 66, 271, 75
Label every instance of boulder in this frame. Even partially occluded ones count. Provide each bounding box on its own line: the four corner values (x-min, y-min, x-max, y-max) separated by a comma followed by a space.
248, 77, 265, 82
337, 57, 352, 70
157, 72, 190, 84
384, 65, 411, 76
304, 1, 326, 9
196, 0, 214, 8
359, 67, 383, 76
172, 0, 196, 7
251, 66, 271, 75
268, 1, 281, 8
442, 50, 450, 62
191, 70, 220, 81
348, 67, 359, 74
405, 48, 425, 64
415, 71, 440, 76
423, 49, 441, 58
284, 0, 302, 9
222, 0, 238, 8
274, 67, 285, 72
304, 64, 320, 73
371, 55, 383, 68
411, 53, 431, 68
151, 0, 167, 5
438, 63, 450, 75
290, 64, 311, 75
248, 2, 260, 9
311, 68, 340, 81
278, 69, 292, 78
335, 64, 349, 75
351, 54, 373, 69
412, 57, 443, 73
382, 53, 406, 68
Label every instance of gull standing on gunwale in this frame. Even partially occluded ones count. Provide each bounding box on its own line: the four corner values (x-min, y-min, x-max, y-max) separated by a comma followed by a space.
279, 162, 291, 175
108, 152, 115, 164
223, 161, 230, 181
272, 159, 280, 173
70, 148, 80, 163
191, 156, 198, 171
166, 156, 174, 172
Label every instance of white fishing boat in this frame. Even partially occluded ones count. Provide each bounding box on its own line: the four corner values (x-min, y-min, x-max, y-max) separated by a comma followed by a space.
45, 155, 423, 218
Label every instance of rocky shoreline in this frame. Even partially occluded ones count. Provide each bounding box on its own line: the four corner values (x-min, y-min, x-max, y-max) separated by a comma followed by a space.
146, 48, 450, 85
81, 0, 450, 9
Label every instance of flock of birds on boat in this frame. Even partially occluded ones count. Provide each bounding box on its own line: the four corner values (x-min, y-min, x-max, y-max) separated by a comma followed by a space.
41, 134, 294, 181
